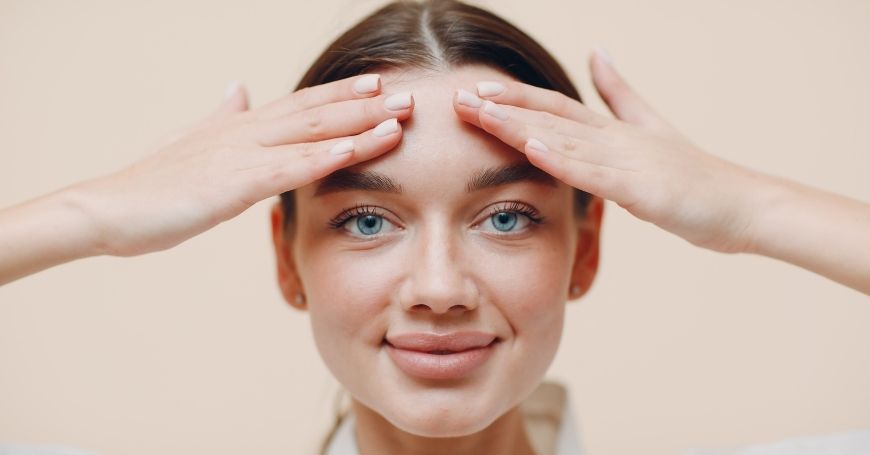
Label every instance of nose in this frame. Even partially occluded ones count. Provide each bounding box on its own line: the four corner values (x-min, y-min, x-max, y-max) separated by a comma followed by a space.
398, 221, 479, 315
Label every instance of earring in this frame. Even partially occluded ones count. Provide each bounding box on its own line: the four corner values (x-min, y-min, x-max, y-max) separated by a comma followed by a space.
294, 293, 306, 306
570, 284, 582, 295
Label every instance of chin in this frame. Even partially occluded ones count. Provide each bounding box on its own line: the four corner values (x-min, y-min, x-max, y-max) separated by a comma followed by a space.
380, 392, 505, 438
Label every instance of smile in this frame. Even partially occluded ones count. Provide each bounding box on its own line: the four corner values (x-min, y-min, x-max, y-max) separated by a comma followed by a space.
383, 331, 500, 380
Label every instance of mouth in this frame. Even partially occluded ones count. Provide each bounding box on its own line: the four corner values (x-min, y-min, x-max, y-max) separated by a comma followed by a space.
382, 331, 500, 380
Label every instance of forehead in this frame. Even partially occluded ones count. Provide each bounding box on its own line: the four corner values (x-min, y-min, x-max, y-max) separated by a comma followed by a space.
299, 65, 542, 202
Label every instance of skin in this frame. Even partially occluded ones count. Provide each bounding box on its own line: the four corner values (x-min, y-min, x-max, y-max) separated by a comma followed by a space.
270, 65, 602, 455
0, 46, 866, 452
1, 51, 866, 294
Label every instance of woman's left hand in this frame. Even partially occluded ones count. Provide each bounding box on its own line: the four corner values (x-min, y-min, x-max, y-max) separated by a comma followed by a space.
452, 49, 770, 254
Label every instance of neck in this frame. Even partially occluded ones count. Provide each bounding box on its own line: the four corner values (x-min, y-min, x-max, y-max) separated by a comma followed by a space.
351, 399, 536, 455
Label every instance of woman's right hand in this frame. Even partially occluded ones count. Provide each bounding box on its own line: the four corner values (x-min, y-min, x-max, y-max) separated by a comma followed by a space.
70, 74, 413, 256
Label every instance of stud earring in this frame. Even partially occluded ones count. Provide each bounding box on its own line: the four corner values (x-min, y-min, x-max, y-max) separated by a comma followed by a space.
570, 284, 581, 295
294, 293, 306, 306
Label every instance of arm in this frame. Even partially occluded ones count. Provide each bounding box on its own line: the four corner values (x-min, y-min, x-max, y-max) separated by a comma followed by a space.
747, 170, 870, 294
0, 185, 102, 286
452, 48, 869, 295
1, 75, 414, 287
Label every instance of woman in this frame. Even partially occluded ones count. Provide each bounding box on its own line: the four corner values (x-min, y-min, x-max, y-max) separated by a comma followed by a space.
1, 1, 867, 454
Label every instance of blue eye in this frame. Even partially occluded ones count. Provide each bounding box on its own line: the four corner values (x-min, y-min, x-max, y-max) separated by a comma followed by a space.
491, 212, 518, 232
356, 214, 383, 235
327, 205, 398, 238
328, 202, 543, 239
479, 201, 544, 235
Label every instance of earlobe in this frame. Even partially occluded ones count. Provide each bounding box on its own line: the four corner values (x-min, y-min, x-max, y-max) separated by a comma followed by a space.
568, 196, 605, 299
269, 202, 307, 311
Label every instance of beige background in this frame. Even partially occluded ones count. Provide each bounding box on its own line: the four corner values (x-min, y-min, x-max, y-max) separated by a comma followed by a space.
1, 0, 868, 454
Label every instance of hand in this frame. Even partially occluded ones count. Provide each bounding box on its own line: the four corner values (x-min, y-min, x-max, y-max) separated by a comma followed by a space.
72, 74, 414, 256
452, 50, 766, 254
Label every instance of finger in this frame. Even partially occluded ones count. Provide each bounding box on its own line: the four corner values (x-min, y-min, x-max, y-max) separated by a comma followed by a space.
455, 95, 617, 168
254, 91, 414, 147
473, 79, 612, 128
498, 104, 611, 146
249, 118, 404, 199
453, 88, 486, 128
522, 138, 631, 201
254, 73, 382, 120
589, 48, 671, 131
218, 81, 250, 115
470, 95, 633, 200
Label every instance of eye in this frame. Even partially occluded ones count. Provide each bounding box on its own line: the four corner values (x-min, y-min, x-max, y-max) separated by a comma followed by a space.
478, 201, 545, 235
328, 205, 399, 238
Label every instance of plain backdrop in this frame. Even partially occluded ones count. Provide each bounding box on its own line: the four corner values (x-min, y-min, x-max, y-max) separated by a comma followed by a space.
1, 1, 868, 454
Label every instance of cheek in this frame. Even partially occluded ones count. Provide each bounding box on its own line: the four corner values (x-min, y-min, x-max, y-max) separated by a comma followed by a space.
473, 234, 573, 327
469, 230, 573, 384
296, 240, 401, 373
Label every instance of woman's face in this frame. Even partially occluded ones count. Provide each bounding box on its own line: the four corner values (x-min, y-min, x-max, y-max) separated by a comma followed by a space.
271, 65, 602, 437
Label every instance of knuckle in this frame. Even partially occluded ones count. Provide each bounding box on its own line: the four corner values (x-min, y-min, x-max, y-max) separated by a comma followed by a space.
561, 136, 579, 153
299, 142, 318, 158
304, 112, 327, 140
264, 163, 293, 187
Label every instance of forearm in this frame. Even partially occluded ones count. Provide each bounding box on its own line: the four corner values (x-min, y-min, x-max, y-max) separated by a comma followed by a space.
746, 170, 870, 295
0, 184, 104, 286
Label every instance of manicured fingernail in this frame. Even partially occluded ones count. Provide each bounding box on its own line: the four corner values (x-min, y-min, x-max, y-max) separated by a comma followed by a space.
353, 74, 381, 94
476, 81, 505, 97
456, 89, 483, 108
526, 138, 549, 153
224, 81, 241, 100
384, 92, 413, 111
373, 118, 399, 137
330, 139, 354, 156
482, 101, 509, 121
593, 46, 614, 66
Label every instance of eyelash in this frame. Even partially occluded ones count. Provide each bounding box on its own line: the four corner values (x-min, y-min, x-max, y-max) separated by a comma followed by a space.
326, 201, 546, 232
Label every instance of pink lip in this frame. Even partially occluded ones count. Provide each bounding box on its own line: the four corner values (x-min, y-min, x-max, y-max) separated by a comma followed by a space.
384, 331, 499, 380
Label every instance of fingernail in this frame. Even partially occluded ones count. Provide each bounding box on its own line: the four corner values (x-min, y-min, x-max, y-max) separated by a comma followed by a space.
330, 139, 355, 156
526, 138, 549, 153
384, 92, 413, 111
476, 81, 505, 97
224, 81, 241, 100
373, 118, 399, 137
482, 101, 509, 121
456, 89, 483, 108
353, 74, 381, 94
593, 46, 614, 66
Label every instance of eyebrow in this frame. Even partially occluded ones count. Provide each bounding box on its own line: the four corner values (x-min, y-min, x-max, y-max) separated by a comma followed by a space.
312, 162, 558, 197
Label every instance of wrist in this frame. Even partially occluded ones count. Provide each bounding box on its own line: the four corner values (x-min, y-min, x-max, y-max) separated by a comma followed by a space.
58, 180, 113, 257
737, 166, 794, 257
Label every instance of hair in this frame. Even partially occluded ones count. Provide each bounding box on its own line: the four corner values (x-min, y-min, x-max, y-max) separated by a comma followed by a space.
287, 1, 592, 451
280, 0, 592, 235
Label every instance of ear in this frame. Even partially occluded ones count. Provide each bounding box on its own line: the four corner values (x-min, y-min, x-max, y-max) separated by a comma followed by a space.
568, 196, 605, 299
270, 201, 307, 311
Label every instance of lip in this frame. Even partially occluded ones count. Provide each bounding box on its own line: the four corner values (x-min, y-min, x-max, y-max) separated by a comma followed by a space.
384, 331, 499, 380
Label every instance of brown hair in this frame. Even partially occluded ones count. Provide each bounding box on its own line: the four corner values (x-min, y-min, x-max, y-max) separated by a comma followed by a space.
280, 0, 592, 233
287, 1, 591, 451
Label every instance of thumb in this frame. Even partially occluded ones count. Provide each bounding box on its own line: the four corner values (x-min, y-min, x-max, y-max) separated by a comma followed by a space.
590, 48, 669, 131
213, 81, 250, 117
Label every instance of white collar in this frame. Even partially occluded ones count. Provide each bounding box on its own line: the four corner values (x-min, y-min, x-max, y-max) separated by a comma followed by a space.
326, 380, 584, 455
